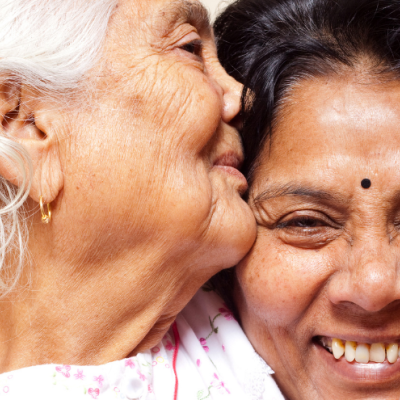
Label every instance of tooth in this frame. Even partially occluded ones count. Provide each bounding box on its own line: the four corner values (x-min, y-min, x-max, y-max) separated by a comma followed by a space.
355, 343, 370, 363
332, 338, 345, 359
386, 343, 398, 364
370, 343, 385, 363
321, 337, 332, 352
345, 341, 357, 362
321, 337, 332, 347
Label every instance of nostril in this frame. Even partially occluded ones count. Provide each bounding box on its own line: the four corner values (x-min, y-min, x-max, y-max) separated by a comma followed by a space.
327, 266, 400, 313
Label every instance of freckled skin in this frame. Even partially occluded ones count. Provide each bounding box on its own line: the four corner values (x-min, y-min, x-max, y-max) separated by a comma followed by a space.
236, 75, 400, 399
0, 0, 256, 372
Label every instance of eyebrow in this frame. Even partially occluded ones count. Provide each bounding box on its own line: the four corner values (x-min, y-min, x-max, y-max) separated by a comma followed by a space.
253, 182, 349, 205
155, 0, 211, 37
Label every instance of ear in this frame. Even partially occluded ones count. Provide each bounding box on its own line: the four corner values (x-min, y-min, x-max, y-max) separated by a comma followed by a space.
0, 79, 64, 203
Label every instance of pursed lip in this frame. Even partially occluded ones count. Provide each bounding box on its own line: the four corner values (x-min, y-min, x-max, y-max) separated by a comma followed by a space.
212, 150, 248, 194
212, 150, 244, 169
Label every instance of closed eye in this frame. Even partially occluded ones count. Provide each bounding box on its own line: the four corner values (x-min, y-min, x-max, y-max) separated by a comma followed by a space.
179, 39, 203, 57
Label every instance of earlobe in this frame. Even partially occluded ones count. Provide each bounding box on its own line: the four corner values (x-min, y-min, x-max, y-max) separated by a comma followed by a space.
0, 79, 64, 204
21, 136, 64, 203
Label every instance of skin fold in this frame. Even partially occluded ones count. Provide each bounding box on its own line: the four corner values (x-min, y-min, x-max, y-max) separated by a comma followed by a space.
0, 0, 256, 373
236, 73, 400, 399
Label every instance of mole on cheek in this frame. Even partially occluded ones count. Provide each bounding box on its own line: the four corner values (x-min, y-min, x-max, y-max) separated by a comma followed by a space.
361, 179, 371, 189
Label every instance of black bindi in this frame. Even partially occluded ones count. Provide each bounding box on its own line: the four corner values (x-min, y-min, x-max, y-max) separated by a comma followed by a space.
361, 178, 371, 189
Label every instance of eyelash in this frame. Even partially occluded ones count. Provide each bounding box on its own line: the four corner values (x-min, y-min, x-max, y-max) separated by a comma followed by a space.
277, 216, 326, 229
179, 39, 203, 57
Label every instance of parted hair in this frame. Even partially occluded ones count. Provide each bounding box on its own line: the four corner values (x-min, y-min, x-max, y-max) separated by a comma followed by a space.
211, 0, 400, 315
0, 0, 116, 296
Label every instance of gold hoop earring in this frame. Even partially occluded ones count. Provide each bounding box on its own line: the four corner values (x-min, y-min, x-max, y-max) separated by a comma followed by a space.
39, 196, 52, 224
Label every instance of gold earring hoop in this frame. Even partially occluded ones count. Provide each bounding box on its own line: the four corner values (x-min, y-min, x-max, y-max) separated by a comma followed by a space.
39, 196, 52, 224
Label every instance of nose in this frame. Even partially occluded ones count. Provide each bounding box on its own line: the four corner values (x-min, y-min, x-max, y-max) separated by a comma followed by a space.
328, 236, 400, 312
215, 65, 243, 124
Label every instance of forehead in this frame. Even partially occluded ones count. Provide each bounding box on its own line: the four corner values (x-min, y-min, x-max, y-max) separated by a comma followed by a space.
114, 0, 210, 36
265, 77, 400, 167
251, 76, 400, 194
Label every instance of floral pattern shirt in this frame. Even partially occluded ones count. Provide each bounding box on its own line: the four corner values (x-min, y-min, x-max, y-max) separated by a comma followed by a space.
0, 289, 284, 400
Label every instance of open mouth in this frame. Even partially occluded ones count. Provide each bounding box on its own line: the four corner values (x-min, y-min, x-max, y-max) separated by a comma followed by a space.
315, 336, 400, 364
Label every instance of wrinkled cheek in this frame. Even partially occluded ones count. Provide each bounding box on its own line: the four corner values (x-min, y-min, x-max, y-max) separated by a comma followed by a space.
163, 77, 222, 153
133, 62, 223, 158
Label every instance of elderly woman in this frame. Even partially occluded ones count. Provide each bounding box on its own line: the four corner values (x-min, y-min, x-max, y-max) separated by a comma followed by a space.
0, 0, 257, 398
198, 0, 400, 398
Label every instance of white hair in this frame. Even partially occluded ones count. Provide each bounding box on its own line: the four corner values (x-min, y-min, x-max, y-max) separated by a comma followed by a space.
0, 0, 117, 296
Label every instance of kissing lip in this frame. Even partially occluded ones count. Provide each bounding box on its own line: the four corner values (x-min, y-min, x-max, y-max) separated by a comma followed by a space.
212, 151, 248, 193
213, 150, 244, 170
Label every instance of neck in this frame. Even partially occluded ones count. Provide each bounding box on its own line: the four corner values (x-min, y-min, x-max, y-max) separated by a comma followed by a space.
0, 220, 204, 373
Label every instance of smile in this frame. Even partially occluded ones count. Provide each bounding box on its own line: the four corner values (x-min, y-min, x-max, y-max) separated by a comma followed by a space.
317, 336, 400, 364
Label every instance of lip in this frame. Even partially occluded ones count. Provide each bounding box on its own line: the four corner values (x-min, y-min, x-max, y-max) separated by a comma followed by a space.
313, 339, 400, 386
315, 333, 400, 345
212, 151, 248, 193
213, 151, 243, 170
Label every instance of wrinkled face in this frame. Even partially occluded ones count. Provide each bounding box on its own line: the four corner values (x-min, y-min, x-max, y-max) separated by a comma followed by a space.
57, 0, 255, 289
236, 76, 400, 399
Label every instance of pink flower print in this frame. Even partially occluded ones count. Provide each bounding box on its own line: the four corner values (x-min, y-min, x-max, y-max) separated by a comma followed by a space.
88, 388, 100, 399
211, 373, 231, 395
199, 338, 209, 352
125, 359, 135, 369
93, 375, 104, 387
55, 365, 71, 378
222, 345, 226, 352
148, 384, 153, 393
74, 369, 85, 380
219, 305, 235, 321
196, 359, 201, 367
151, 346, 160, 354
3, 386, 9, 393
137, 369, 146, 381
165, 340, 175, 351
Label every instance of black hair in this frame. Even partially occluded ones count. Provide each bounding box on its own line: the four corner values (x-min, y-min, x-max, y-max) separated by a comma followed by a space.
209, 0, 400, 317
215, 0, 400, 182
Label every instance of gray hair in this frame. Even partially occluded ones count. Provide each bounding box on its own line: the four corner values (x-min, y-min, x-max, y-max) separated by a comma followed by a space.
0, 0, 117, 296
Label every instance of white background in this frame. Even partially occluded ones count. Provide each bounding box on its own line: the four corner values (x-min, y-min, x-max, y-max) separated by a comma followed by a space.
200, 0, 235, 21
